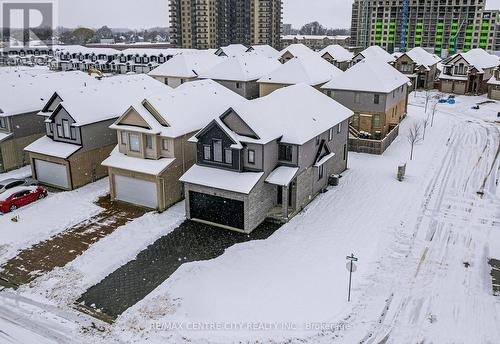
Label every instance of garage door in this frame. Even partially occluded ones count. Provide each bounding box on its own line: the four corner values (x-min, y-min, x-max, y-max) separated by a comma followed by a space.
114, 175, 158, 209
189, 191, 244, 229
34, 159, 69, 189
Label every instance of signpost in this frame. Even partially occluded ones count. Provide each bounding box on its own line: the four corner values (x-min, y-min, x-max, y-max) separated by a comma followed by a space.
346, 253, 358, 302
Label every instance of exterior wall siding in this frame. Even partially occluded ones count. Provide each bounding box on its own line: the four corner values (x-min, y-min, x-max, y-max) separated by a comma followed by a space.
0, 133, 45, 172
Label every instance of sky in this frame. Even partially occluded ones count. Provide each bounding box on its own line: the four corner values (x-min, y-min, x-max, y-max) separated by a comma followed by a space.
28, 0, 500, 30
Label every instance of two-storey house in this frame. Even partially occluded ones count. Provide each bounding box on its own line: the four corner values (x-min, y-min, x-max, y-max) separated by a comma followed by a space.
0, 71, 98, 173
180, 84, 353, 233
148, 52, 223, 88
318, 44, 354, 71
439, 48, 500, 94
321, 58, 410, 154
257, 53, 343, 97
24, 75, 170, 190
393, 47, 441, 90
102, 80, 245, 210
199, 52, 280, 99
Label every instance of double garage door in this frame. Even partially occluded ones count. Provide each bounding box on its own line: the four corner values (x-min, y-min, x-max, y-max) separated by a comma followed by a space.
114, 175, 158, 209
189, 191, 244, 230
34, 159, 70, 189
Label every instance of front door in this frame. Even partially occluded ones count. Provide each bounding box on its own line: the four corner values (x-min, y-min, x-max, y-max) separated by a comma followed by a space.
277, 185, 292, 207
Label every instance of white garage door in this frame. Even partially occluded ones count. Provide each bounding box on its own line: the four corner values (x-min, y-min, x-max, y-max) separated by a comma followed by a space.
34, 159, 69, 189
114, 175, 158, 209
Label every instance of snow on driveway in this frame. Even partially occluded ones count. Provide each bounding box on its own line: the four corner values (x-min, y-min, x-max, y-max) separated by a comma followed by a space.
0, 179, 108, 264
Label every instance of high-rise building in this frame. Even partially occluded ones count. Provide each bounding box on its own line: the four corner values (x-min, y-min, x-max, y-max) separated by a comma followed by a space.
350, 0, 499, 57
169, 0, 282, 50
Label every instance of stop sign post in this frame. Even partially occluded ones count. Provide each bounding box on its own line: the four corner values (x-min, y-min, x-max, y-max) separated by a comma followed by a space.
346, 253, 358, 302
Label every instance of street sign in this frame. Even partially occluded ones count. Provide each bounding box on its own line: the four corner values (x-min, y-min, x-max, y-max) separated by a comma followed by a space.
346, 255, 358, 262
346, 261, 357, 272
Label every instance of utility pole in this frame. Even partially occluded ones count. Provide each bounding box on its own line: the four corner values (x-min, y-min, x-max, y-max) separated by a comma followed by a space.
346, 253, 358, 302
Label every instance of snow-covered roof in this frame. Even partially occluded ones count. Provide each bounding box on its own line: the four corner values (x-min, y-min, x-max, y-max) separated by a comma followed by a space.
458, 49, 499, 70
281, 35, 350, 41
111, 79, 246, 138
487, 73, 500, 85
199, 53, 281, 82
265, 166, 299, 186
322, 58, 410, 93
215, 44, 248, 57
0, 71, 99, 117
400, 47, 441, 68
214, 83, 353, 146
248, 45, 279, 58
148, 52, 223, 78
49, 75, 171, 127
0, 132, 13, 143
314, 152, 335, 167
24, 136, 81, 158
439, 74, 468, 81
180, 164, 263, 194
355, 45, 395, 63
279, 44, 316, 60
257, 55, 342, 86
318, 45, 354, 63
102, 146, 175, 175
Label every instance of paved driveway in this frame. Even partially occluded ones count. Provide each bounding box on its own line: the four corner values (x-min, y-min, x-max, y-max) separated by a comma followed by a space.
76, 220, 280, 321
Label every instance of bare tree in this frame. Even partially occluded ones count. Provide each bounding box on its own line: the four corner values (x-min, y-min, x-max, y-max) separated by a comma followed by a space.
422, 117, 430, 141
430, 99, 439, 127
407, 121, 424, 160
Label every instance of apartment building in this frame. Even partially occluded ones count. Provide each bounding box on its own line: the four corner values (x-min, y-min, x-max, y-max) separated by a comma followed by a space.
169, 0, 282, 49
350, 0, 499, 57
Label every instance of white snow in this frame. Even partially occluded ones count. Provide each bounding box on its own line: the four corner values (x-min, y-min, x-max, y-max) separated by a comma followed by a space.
215, 44, 248, 57
180, 165, 264, 194
355, 45, 395, 63
265, 166, 299, 186
322, 58, 410, 93
102, 147, 175, 176
314, 152, 335, 167
148, 52, 223, 78
0, 185, 38, 202
278, 43, 317, 60
199, 52, 281, 82
318, 44, 354, 63
401, 47, 441, 68
258, 54, 342, 86
24, 136, 81, 158
0, 131, 13, 142
457, 48, 500, 70
249, 45, 279, 58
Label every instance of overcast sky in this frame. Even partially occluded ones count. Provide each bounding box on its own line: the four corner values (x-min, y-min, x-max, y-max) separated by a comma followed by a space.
56, 0, 499, 30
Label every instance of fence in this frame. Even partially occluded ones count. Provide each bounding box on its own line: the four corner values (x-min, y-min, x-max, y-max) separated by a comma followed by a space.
348, 125, 400, 155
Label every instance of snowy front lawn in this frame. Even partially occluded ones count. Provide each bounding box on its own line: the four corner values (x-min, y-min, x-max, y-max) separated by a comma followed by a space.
0, 178, 108, 264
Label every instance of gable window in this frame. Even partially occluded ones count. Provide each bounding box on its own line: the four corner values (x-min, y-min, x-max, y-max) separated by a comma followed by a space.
120, 131, 127, 145
0, 117, 6, 129
162, 138, 170, 151
203, 145, 211, 160
337, 122, 342, 133
318, 164, 324, 180
70, 127, 76, 140
316, 135, 320, 145
328, 128, 334, 141
236, 82, 241, 89
146, 135, 153, 149
45, 122, 52, 134
56, 124, 63, 137
373, 114, 381, 129
278, 144, 293, 162
225, 149, 233, 164
213, 139, 223, 162
62, 119, 70, 138
129, 133, 140, 152
374, 94, 379, 104
248, 150, 255, 164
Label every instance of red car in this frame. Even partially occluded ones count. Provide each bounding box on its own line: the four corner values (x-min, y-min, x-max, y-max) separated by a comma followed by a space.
0, 186, 48, 213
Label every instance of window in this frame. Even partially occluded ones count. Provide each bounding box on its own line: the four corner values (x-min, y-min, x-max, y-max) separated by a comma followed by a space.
180, 78, 185, 84
62, 119, 70, 138
374, 94, 379, 104
316, 135, 320, 145
225, 149, 232, 164
373, 114, 381, 129
164, 78, 169, 85
354, 93, 360, 103
325, 90, 332, 97
328, 128, 334, 141
45, 122, 52, 134
129, 133, 140, 152
120, 131, 127, 145
278, 144, 293, 162
213, 139, 223, 162
248, 150, 255, 164
70, 127, 76, 140
318, 164, 324, 180
203, 145, 211, 160
56, 124, 63, 137
337, 122, 342, 133
352, 113, 360, 127
236, 82, 241, 89
146, 135, 153, 149
0, 117, 6, 129
162, 138, 170, 151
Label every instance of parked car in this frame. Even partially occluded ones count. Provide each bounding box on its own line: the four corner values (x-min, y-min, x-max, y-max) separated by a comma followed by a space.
0, 178, 38, 194
0, 186, 48, 213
